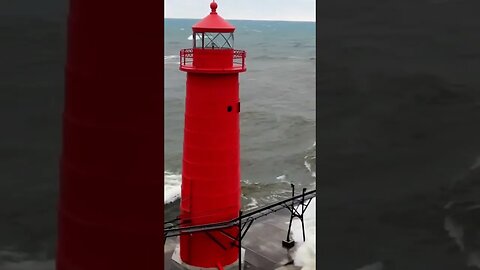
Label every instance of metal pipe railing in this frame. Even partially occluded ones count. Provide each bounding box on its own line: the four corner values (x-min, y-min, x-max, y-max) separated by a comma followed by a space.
164, 189, 315, 236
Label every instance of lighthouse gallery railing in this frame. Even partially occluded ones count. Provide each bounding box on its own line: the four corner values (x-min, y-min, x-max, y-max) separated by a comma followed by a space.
180, 48, 246, 71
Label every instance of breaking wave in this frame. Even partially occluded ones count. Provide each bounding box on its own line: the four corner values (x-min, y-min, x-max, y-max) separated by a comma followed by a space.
292, 197, 316, 270
164, 55, 180, 65
164, 55, 178, 60
164, 171, 181, 204
292, 140, 316, 270
187, 34, 200, 41
304, 141, 316, 178
164, 55, 179, 65
165, 141, 316, 208
163, 173, 295, 207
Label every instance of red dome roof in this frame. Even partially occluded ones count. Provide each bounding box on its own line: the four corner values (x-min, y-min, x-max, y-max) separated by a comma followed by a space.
192, 1, 235, 33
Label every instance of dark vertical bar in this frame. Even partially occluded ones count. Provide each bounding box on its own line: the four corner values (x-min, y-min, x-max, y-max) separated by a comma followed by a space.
57, 0, 164, 269
286, 214, 294, 242
242, 51, 245, 70
302, 188, 307, 242
301, 219, 306, 242
238, 210, 242, 270
285, 184, 295, 243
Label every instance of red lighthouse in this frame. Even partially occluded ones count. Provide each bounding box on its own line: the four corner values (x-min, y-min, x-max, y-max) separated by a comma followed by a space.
177, 1, 246, 268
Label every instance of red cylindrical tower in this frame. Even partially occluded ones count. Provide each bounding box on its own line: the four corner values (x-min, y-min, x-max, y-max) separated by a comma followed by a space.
178, 1, 246, 268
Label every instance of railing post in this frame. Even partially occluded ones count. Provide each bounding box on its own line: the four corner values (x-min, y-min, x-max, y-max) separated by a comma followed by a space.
238, 210, 242, 270
301, 188, 306, 242
242, 52, 245, 69
282, 184, 296, 249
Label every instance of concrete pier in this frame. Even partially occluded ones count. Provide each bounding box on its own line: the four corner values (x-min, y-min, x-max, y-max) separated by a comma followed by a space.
164, 209, 304, 270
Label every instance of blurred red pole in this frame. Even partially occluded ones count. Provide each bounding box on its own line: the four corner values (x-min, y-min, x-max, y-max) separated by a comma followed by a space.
56, 1, 164, 269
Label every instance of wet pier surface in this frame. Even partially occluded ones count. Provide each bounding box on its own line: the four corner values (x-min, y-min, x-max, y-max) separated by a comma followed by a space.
165, 209, 304, 270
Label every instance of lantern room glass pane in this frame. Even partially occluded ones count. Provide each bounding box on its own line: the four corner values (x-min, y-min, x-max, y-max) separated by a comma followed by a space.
193, 33, 202, 48
192, 32, 234, 49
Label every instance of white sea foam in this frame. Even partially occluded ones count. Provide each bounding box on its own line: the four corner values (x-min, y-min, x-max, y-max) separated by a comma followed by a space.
187, 34, 201, 41
292, 140, 316, 270
304, 160, 316, 178
164, 55, 180, 65
242, 179, 260, 185
164, 171, 182, 204
164, 55, 179, 60
303, 141, 316, 178
276, 174, 286, 181
165, 174, 270, 206
304, 160, 311, 173
291, 197, 316, 270
287, 56, 305, 60
244, 198, 259, 211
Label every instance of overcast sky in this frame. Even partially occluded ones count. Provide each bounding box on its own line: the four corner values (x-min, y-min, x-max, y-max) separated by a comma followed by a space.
165, 0, 315, 22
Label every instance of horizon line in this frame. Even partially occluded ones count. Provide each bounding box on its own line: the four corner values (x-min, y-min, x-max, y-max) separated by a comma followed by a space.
165, 17, 315, 23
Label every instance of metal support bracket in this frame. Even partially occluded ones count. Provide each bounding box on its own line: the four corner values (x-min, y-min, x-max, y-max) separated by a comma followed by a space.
282, 184, 312, 249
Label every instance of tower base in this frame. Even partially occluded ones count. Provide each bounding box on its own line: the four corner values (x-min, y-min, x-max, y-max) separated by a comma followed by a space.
171, 244, 245, 270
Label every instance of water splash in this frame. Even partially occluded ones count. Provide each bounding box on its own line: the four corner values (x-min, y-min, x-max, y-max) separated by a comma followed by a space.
187, 34, 200, 41
244, 198, 259, 211
164, 171, 181, 204
291, 197, 316, 270
304, 141, 316, 178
